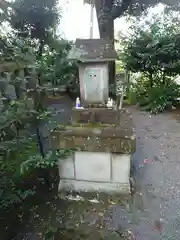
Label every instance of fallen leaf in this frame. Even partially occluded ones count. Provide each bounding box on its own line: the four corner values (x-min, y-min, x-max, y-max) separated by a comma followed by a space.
144, 159, 152, 164
154, 219, 163, 232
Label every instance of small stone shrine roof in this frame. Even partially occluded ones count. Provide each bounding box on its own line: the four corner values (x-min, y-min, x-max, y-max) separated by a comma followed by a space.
67, 38, 117, 62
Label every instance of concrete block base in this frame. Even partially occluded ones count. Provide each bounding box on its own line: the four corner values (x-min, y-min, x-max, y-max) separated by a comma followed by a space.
58, 152, 131, 194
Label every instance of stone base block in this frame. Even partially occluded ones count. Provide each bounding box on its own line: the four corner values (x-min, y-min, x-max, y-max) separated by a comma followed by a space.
58, 152, 131, 194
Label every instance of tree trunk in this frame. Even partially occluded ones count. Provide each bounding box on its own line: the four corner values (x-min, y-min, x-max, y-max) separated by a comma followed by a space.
37, 40, 44, 85
125, 68, 130, 95
98, 12, 114, 39
149, 73, 153, 88
95, 0, 115, 97
95, 0, 133, 96
100, 19, 115, 98
98, 14, 115, 82
38, 40, 44, 59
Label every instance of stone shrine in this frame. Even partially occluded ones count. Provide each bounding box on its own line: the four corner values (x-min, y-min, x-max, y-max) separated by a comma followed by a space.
67, 38, 117, 104
50, 38, 136, 194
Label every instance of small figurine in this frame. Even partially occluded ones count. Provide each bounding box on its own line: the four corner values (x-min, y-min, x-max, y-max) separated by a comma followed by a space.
106, 98, 113, 108
76, 97, 81, 108
110, 98, 114, 107
106, 98, 110, 108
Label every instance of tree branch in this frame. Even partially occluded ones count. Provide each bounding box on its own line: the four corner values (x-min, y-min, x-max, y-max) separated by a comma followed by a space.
111, 0, 132, 20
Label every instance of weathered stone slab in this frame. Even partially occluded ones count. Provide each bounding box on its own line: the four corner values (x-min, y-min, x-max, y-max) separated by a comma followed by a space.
50, 125, 135, 154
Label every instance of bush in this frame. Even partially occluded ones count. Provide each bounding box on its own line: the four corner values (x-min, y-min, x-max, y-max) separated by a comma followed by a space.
126, 82, 138, 105
138, 81, 180, 114
0, 138, 37, 210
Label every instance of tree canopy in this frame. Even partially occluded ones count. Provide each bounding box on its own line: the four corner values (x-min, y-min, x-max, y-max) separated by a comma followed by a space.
10, 0, 60, 39
92, 0, 180, 38
121, 11, 180, 113
123, 12, 180, 79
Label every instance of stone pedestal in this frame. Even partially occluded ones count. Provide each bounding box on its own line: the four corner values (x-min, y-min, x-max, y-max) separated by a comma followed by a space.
58, 152, 131, 193
50, 108, 136, 194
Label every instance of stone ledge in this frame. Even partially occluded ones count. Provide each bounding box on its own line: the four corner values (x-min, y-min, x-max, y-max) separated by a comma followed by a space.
54, 124, 133, 137
50, 127, 135, 153
72, 107, 132, 126
52, 136, 135, 153
58, 179, 130, 194
59, 191, 130, 201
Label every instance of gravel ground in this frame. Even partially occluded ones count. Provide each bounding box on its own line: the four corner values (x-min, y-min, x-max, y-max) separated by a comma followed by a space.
130, 106, 180, 239
16, 104, 180, 240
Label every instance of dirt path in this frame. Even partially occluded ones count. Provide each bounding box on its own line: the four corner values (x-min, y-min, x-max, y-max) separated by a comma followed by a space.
130, 107, 180, 239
